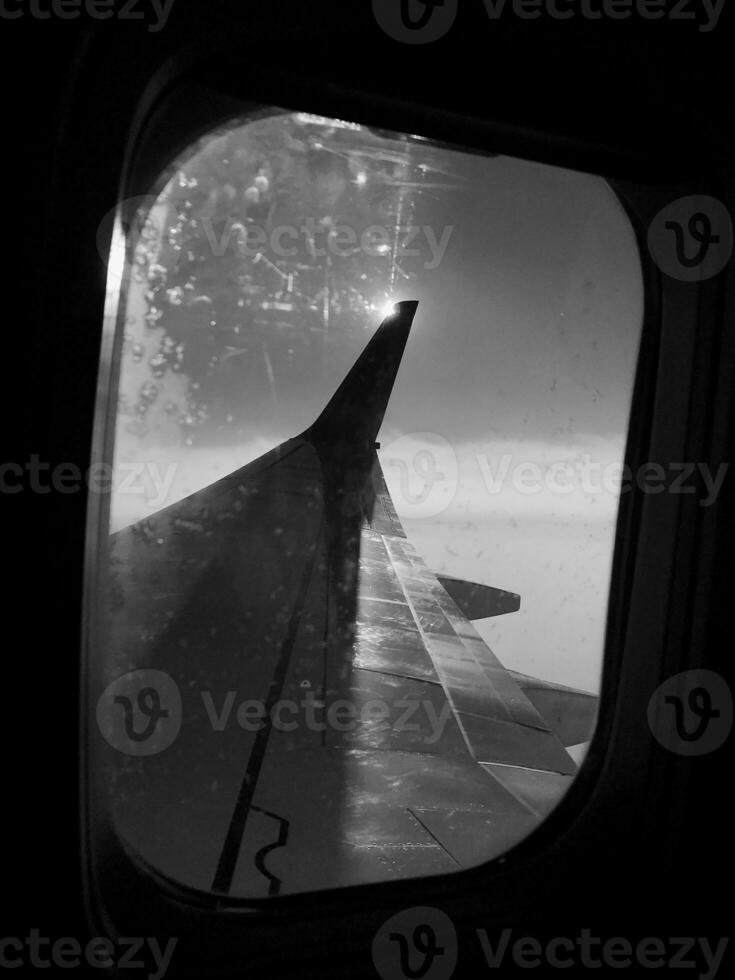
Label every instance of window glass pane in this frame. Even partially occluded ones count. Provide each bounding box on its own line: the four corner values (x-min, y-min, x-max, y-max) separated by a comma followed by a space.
91, 108, 642, 897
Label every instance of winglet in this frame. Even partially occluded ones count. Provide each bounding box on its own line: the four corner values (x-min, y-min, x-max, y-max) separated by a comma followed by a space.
436, 576, 521, 620
307, 300, 418, 451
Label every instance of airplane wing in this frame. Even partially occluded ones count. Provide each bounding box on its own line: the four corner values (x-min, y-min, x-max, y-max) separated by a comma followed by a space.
99, 300, 581, 899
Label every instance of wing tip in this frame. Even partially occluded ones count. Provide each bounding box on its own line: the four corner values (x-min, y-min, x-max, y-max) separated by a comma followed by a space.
308, 300, 419, 450
391, 299, 419, 316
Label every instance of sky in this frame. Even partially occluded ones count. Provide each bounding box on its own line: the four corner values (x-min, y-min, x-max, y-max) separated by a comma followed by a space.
111, 122, 643, 697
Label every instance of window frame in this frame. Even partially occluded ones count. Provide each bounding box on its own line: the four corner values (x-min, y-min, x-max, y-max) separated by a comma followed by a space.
81, 43, 730, 970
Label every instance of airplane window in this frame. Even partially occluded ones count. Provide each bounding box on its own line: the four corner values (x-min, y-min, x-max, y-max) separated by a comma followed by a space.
91, 108, 643, 898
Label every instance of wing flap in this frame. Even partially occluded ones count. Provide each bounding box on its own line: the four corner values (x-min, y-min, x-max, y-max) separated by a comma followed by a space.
380, 533, 577, 776
508, 671, 599, 747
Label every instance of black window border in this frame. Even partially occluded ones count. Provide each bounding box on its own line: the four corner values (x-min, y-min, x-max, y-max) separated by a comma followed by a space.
80, 40, 730, 974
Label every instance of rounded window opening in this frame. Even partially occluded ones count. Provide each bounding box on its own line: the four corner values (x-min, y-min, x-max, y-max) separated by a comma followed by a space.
89, 108, 643, 898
